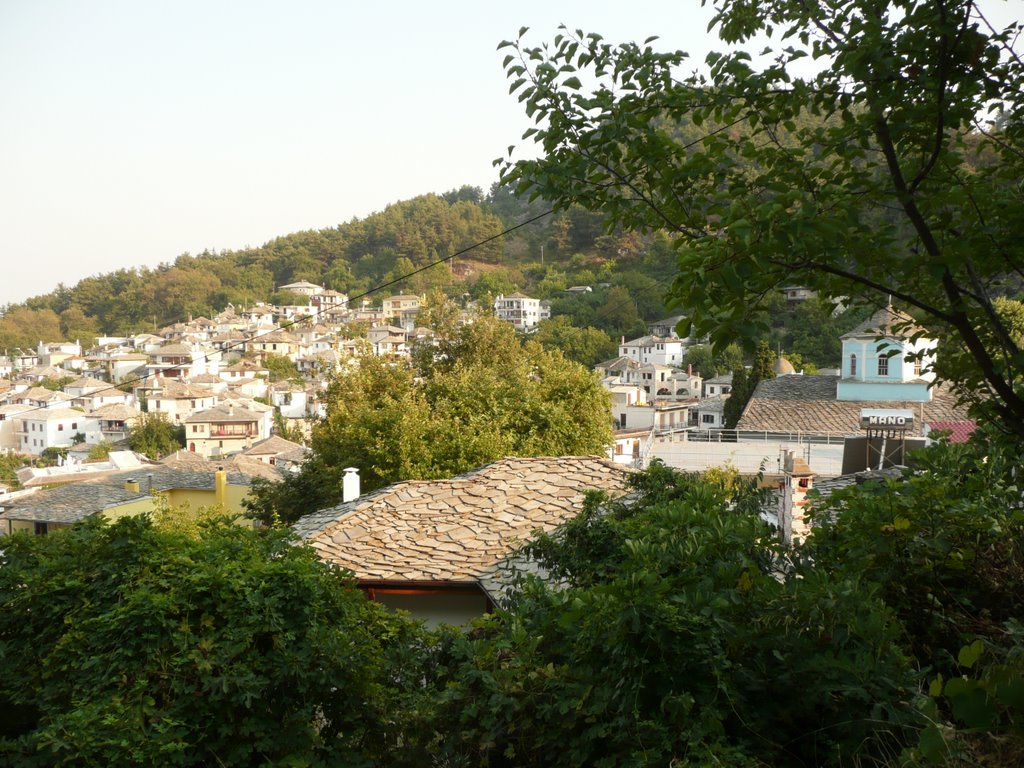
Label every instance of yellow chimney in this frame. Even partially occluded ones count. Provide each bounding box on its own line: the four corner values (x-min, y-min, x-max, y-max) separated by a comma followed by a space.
215, 468, 227, 510
124, 479, 140, 493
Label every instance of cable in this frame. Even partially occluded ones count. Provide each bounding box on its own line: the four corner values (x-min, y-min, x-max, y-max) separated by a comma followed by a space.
9, 209, 555, 421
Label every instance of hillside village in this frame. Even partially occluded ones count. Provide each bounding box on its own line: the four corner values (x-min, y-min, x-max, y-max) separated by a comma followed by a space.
0, 273, 974, 550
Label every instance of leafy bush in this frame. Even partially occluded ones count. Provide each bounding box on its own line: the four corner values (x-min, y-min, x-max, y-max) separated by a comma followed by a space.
0, 516, 423, 767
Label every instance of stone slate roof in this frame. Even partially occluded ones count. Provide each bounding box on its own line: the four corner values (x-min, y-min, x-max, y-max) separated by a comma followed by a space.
242, 435, 307, 458
0, 484, 151, 524
92, 403, 141, 421
184, 404, 260, 424
840, 305, 926, 339
296, 456, 631, 586
736, 375, 968, 436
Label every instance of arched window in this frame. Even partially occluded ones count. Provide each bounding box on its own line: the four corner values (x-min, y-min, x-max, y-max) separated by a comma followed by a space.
850, 354, 857, 376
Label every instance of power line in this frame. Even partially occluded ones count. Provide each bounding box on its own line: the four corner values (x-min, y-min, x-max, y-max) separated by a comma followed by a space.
9, 209, 555, 421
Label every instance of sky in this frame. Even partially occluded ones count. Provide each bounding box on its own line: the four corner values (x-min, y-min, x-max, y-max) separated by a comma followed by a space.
1, 0, 1020, 306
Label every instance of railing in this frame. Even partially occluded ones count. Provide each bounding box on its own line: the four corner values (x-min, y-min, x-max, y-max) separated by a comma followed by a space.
661, 428, 849, 445
210, 428, 256, 438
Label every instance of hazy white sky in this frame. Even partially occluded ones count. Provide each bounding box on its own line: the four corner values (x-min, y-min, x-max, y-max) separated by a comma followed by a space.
1, 0, 1020, 306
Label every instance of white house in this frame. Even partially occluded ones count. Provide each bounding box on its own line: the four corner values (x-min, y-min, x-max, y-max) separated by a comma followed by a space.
184, 403, 265, 458
278, 281, 323, 297
14, 408, 102, 456
494, 293, 550, 331
618, 335, 685, 367
837, 305, 936, 402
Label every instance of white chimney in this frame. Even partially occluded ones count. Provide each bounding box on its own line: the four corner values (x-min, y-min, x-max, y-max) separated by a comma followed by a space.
342, 467, 360, 503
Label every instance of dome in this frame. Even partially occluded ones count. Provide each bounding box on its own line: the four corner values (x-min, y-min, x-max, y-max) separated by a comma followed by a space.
774, 356, 796, 375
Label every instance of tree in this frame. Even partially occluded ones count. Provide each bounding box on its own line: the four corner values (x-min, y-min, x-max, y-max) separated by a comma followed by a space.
263, 353, 299, 382
722, 364, 748, 428
533, 316, 617, 366
127, 413, 185, 460
247, 316, 612, 524
752, 339, 775, 383
499, 0, 1024, 436
420, 464, 919, 767
0, 515, 421, 765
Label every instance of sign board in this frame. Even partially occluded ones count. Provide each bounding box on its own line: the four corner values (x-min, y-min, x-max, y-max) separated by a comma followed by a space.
859, 408, 914, 431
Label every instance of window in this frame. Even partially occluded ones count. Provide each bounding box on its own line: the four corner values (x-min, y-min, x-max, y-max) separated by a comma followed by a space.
34, 522, 48, 536
58, 424, 64, 431
192, 425, 198, 432
702, 414, 716, 424
914, 359, 922, 376
72, 423, 77, 430
850, 354, 857, 376
877, 356, 889, 376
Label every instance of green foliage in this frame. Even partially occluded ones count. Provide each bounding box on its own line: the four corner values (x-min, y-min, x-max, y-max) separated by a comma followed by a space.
805, 432, 1024, 678
39, 376, 74, 392
499, 0, 1024, 436
0, 307, 61, 350
247, 316, 612, 524
86, 441, 113, 461
0, 454, 29, 490
722, 365, 748, 428
263, 353, 299, 382
421, 463, 917, 767
532, 316, 617, 367
0, 515, 421, 766
127, 412, 185, 460
683, 343, 743, 379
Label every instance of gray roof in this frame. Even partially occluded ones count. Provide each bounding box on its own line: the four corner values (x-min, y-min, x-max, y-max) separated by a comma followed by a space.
0, 484, 151, 524
184, 404, 260, 424
296, 456, 631, 586
736, 375, 968, 436
840, 305, 926, 340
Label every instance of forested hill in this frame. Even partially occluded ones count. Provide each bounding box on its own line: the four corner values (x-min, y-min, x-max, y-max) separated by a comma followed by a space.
0, 184, 859, 369
0, 185, 673, 345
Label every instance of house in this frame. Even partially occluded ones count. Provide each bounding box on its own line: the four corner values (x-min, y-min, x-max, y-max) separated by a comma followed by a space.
245, 331, 300, 361
13, 408, 102, 456
703, 373, 733, 398
493, 293, 550, 331
0, 403, 33, 452
268, 381, 308, 419
278, 280, 324, 298
618, 335, 685, 367
0, 461, 278, 536
146, 342, 221, 380
837, 305, 936, 402
780, 286, 818, 304
184, 403, 264, 458
0, 483, 153, 536
219, 359, 269, 382
65, 375, 130, 411
310, 290, 348, 315
735, 375, 967, 438
242, 435, 309, 470
647, 315, 688, 338
381, 295, 422, 327
736, 306, 964, 438
692, 394, 729, 430
610, 427, 653, 467
11, 386, 73, 410
295, 456, 631, 626
91, 403, 142, 443
144, 380, 218, 424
